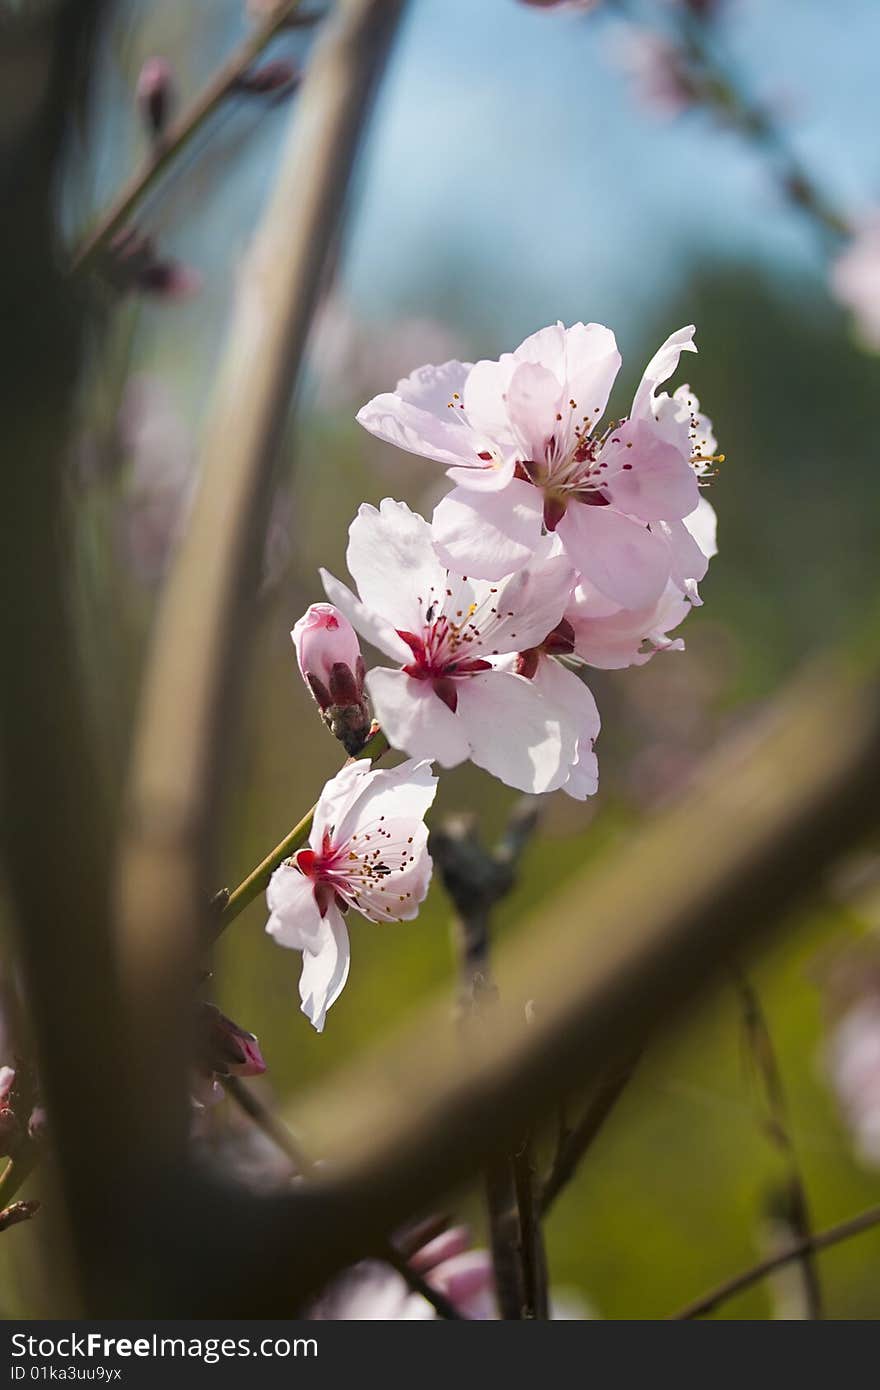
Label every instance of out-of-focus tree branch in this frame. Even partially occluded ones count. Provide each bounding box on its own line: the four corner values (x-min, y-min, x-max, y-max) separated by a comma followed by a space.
0, 0, 140, 1313
72, 0, 316, 272
669, 1202, 880, 1320
113, 0, 408, 1275
203, 659, 880, 1314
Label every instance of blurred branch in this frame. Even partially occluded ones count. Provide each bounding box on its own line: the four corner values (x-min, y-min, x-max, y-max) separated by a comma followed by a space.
609, 0, 849, 240
734, 971, 822, 1319
433, 801, 546, 1319
0, 0, 142, 1312
669, 1203, 880, 1320
0, 1200, 40, 1235
221, 1076, 461, 1319
221, 660, 880, 1314
112, 0, 406, 1303
214, 727, 389, 937
541, 1048, 641, 1215
72, 0, 315, 272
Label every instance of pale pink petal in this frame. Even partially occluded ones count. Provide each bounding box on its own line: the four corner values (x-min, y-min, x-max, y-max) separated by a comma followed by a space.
568, 580, 690, 669
432, 481, 544, 579
408, 1227, 473, 1274
631, 324, 696, 420
512, 321, 567, 376
532, 656, 600, 800
319, 567, 412, 664
505, 360, 566, 462
455, 669, 574, 793
297, 903, 351, 1033
462, 354, 519, 440
265, 861, 323, 950
445, 453, 517, 492
311, 759, 374, 846
562, 321, 622, 425
356, 361, 484, 471
478, 549, 575, 653
347, 819, 432, 924
346, 499, 447, 634
655, 513, 710, 602
684, 495, 718, 560
558, 503, 669, 608
365, 668, 471, 768
601, 419, 700, 522
333, 758, 438, 844
431, 1251, 496, 1321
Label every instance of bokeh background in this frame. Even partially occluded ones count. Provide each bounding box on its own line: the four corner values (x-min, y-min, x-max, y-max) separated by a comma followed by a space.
8, 0, 880, 1317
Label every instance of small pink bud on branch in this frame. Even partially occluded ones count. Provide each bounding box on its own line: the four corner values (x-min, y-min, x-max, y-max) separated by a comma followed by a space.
292, 604, 371, 754
236, 60, 300, 97
136, 57, 176, 141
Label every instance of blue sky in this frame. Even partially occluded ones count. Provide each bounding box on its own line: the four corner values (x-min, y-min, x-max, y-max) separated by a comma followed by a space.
124, 0, 880, 383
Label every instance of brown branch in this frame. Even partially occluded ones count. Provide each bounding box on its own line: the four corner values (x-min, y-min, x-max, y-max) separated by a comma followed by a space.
541, 1048, 641, 1215
0, 1200, 40, 1234
112, 658, 880, 1318
221, 1076, 462, 1320
734, 971, 822, 1318
114, 0, 408, 1181
668, 1203, 880, 1320
72, 0, 315, 272
0, 0, 142, 1313
433, 800, 546, 1319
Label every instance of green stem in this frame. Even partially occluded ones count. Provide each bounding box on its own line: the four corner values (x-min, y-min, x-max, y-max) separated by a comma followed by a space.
0, 1149, 37, 1210
215, 726, 389, 936
72, 0, 313, 273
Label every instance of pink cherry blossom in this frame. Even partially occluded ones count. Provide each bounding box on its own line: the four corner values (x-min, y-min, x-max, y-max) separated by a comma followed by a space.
320, 499, 580, 794
826, 998, 880, 1167
356, 324, 718, 610
566, 580, 692, 670
831, 213, 880, 351
308, 1225, 496, 1320
500, 620, 601, 800
266, 757, 437, 1032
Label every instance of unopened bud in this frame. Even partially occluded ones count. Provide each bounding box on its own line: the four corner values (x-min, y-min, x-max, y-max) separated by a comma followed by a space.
198, 1004, 267, 1081
27, 1106, 47, 1143
136, 57, 175, 140
292, 604, 370, 754
105, 228, 202, 303
236, 61, 299, 96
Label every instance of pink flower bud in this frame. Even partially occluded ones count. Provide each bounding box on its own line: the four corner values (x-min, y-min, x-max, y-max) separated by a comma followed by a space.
136, 57, 175, 139
236, 61, 299, 96
292, 604, 364, 711
198, 1004, 267, 1081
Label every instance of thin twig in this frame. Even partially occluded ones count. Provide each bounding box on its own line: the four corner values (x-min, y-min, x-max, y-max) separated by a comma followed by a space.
115, 0, 407, 1181
734, 970, 822, 1318
72, 0, 314, 272
214, 728, 388, 936
434, 800, 544, 1320
221, 1075, 462, 1320
0, 1200, 40, 1234
668, 1204, 880, 1320
541, 1049, 641, 1215
512, 1133, 548, 1319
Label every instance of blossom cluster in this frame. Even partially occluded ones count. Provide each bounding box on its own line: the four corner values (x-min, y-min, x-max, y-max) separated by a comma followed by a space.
267, 321, 719, 1033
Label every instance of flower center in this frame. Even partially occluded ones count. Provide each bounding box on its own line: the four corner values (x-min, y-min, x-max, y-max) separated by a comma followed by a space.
396, 605, 493, 712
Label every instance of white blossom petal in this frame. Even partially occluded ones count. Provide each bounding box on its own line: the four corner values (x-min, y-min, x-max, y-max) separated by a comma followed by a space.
366, 668, 472, 767
346, 499, 448, 637
455, 669, 574, 793
432, 482, 543, 579
558, 503, 669, 608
